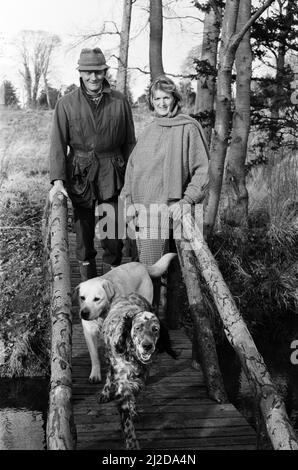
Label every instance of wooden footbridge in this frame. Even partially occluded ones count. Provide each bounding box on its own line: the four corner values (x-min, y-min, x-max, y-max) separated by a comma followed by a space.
71, 253, 255, 450
45, 195, 298, 451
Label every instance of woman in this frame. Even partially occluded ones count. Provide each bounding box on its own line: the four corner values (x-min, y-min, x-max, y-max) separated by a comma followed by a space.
121, 75, 210, 268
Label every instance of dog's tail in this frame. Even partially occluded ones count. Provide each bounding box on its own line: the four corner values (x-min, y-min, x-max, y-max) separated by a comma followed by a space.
147, 253, 177, 278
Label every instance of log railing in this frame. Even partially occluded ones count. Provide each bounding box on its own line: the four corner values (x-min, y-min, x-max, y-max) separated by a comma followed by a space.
45, 193, 76, 450
179, 212, 298, 450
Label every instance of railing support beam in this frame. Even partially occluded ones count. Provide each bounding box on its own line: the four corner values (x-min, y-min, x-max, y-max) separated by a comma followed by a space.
176, 238, 228, 403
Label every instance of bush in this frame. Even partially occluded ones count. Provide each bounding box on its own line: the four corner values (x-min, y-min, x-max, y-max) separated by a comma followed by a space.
3, 80, 20, 107
0, 176, 50, 376
208, 210, 298, 342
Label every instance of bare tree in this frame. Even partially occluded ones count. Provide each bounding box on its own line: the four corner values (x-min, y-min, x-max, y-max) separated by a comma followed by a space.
204, 0, 275, 236
19, 38, 33, 108
149, 0, 165, 80
17, 30, 60, 108
42, 35, 60, 109
116, 0, 133, 95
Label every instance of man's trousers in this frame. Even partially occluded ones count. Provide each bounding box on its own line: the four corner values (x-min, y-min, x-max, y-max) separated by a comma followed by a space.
73, 197, 123, 267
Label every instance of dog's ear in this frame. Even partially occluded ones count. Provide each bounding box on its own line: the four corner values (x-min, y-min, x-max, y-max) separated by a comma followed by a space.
115, 315, 133, 355
72, 284, 80, 303
101, 279, 115, 300
156, 320, 179, 359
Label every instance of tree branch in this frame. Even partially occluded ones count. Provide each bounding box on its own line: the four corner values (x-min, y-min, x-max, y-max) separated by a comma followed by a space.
68, 21, 120, 50
130, 21, 149, 40
231, 0, 275, 50
163, 15, 203, 23
108, 54, 194, 79
285, 42, 298, 52
103, 21, 121, 34
126, 65, 193, 79
127, 66, 151, 75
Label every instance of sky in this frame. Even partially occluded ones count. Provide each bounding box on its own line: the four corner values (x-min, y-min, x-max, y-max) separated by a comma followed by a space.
0, 0, 204, 102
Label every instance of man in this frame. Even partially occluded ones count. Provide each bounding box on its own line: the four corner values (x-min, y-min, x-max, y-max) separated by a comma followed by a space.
49, 47, 136, 281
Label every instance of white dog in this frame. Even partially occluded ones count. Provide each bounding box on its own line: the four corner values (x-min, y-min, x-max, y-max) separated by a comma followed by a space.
75, 253, 176, 382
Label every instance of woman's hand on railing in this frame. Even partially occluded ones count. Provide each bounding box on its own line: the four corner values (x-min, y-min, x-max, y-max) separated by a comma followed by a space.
49, 180, 69, 203
169, 199, 192, 221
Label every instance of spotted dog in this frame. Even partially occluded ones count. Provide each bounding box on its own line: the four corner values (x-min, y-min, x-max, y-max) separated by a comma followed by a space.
75, 253, 176, 383
97, 293, 177, 450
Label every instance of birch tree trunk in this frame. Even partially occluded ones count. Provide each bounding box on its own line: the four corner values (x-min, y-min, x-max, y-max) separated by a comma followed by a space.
204, 0, 238, 235
32, 69, 41, 107
23, 63, 32, 108
20, 45, 32, 108
194, 1, 222, 146
204, 0, 275, 235
149, 0, 165, 81
116, 0, 133, 96
43, 74, 51, 109
223, 0, 251, 227
271, 43, 285, 123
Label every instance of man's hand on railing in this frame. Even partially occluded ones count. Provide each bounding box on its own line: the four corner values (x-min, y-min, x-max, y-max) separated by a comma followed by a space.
49, 179, 69, 203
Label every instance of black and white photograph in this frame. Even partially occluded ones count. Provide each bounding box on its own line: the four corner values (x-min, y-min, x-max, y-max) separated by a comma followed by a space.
0, 0, 298, 458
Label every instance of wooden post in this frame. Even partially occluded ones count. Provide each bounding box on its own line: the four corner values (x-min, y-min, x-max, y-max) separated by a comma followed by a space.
46, 193, 76, 450
165, 255, 182, 328
175, 238, 228, 404
181, 212, 298, 450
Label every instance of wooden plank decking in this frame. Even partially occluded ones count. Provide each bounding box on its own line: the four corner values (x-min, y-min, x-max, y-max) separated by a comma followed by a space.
69, 232, 257, 450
